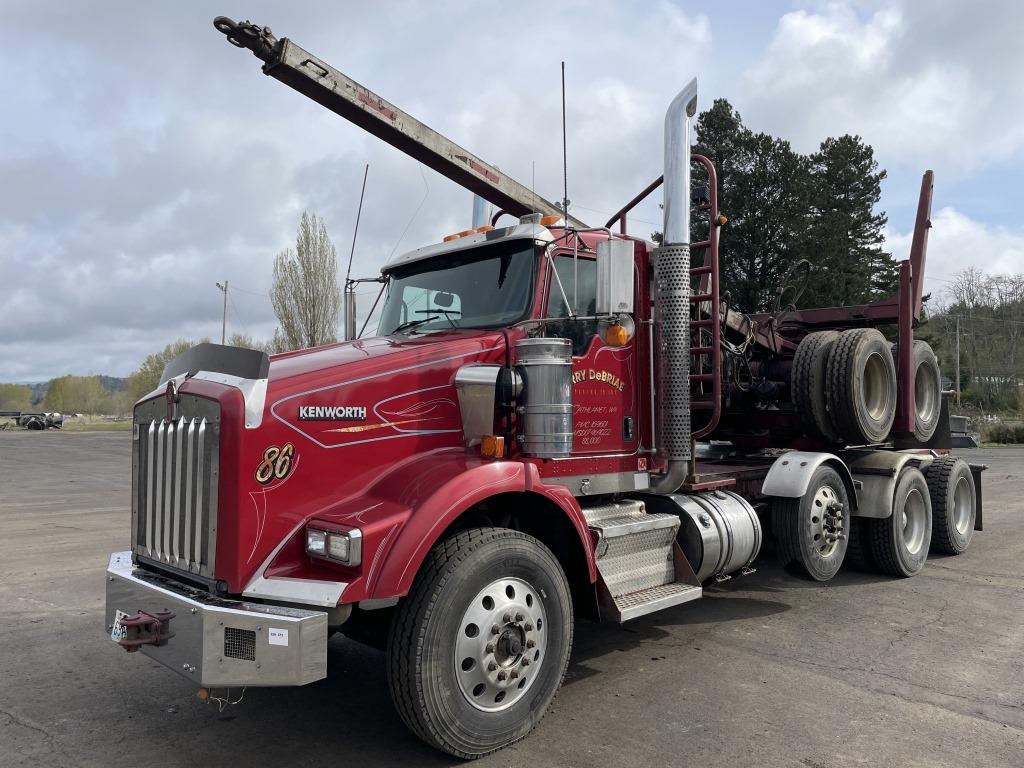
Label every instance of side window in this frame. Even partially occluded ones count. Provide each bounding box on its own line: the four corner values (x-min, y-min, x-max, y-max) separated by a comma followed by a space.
547, 255, 599, 355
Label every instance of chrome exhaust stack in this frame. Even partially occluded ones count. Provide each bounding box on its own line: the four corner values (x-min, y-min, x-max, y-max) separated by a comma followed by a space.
650, 78, 698, 494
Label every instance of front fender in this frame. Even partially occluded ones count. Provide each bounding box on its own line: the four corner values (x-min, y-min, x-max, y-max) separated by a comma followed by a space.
355, 450, 596, 602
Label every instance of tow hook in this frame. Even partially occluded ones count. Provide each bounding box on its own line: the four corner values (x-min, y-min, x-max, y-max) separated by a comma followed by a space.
117, 610, 176, 652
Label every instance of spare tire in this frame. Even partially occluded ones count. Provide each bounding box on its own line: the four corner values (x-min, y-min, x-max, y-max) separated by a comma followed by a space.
891, 340, 942, 442
792, 331, 843, 444
826, 328, 897, 444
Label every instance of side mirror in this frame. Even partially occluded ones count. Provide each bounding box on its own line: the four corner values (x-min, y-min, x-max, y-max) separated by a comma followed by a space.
595, 239, 634, 315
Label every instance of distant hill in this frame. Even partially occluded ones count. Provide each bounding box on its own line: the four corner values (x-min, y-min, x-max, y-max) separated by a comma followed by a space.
25, 376, 127, 404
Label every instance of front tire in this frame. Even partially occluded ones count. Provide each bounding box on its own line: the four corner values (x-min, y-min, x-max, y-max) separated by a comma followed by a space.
772, 465, 851, 581
386, 528, 573, 759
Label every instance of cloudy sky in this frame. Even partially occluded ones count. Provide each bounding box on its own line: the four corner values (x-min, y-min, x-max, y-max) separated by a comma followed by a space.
2, 0, 1022, 382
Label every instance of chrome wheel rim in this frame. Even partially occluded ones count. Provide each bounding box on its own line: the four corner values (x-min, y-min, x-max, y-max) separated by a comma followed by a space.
810, 485, 845, 557
454, 577, 546, 712
953, 475, 973, 535
863, 352, 891, 422
901, 488, 927, 555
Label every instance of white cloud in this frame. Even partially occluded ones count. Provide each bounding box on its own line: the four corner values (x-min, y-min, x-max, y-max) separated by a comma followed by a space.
886, 206, 1024, 302
743, 1, 1024, 176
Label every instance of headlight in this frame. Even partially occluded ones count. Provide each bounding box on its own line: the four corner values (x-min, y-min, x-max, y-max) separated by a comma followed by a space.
305, 525, 362, 567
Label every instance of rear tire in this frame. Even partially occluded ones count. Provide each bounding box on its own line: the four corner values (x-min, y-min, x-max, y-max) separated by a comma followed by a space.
843, 516, 875, 571
386, 528, 572, 759
891, 340, 942, 442
792, 331, 843, 444
867, 467, 932, 577
925, 456, 976, 554
772, 465, 851, 581
826, 328, 897, 444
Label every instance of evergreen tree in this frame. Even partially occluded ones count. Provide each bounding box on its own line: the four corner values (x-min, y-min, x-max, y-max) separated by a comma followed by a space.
692, 100, 812, 312
802, 135, 895, 307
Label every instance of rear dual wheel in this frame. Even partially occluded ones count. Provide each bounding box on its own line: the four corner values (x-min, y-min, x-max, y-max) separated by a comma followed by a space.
867, 466, 932, 577
773, 465, 851, 581
925, 456, 976, 554
387, 528, 572, 759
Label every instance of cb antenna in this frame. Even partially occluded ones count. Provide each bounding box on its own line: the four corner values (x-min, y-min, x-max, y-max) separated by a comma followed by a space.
345, 163, 370, 286
561, 61, 569, 220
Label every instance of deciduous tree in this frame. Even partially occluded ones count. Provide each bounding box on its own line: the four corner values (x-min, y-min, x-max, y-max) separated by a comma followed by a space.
270, 211, 341, 351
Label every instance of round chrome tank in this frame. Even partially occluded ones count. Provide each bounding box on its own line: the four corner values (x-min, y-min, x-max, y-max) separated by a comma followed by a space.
673, 490, 762, 582
515, 338, 573, 458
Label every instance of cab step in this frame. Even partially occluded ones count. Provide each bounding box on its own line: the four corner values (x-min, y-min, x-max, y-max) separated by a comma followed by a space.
609, 581, 703, 622
583, 499, 702, 623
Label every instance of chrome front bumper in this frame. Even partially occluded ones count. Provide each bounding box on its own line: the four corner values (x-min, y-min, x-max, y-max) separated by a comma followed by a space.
105, 552, 328, 687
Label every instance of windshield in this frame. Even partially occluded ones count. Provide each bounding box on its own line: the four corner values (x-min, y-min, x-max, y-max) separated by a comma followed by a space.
378, 240, 537, 335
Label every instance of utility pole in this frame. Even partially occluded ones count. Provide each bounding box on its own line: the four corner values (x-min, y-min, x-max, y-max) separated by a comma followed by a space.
955, 315, 961, 407
215, 281, 228, 344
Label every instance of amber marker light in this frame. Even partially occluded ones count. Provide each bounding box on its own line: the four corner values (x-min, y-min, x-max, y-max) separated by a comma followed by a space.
480, 435, 505, 459
539, 214, 563, 226
474, 225, 494, 233
604, 324, 629, 347
443, 233, 460, 242
717, 214, 729, 226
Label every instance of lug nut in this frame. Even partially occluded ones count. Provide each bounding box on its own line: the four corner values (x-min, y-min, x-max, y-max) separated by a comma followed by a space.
521, 657, 531, 667
510, 670, 519, 679
488, 661, 498, 671
526, 639, 536, 649
515, 613, 524, 622
485, 642, 495, 654
503, 612, 512, 623
524, 622, 534, 632
497, 670, 508, 681
491, 624, 500, 635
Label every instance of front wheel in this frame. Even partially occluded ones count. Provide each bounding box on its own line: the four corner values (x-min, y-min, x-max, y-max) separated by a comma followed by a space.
386, 528, 573, 759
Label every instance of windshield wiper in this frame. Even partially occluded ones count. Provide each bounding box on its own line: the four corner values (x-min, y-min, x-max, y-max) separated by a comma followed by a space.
416, 308, 460, 329
391, 317, 437, 334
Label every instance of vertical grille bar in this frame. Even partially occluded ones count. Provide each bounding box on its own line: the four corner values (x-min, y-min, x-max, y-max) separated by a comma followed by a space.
162, 421, 173, 561
154, 422, 165, 558
171, 418, 184, 564
132, 399, 218, 580
194, 419, 206, 567
183, 418, 196, 567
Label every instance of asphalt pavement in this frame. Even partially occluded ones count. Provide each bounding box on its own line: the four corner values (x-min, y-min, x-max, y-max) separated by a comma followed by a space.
1, 431, 1021, 767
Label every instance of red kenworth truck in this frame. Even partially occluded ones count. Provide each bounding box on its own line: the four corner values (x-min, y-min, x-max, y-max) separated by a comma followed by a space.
105, 17, 983, 758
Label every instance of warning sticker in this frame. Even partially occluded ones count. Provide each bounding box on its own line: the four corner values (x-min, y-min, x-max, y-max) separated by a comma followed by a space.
268, 628, 289, 646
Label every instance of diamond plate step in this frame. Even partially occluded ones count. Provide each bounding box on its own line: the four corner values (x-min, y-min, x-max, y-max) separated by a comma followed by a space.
583, 498, 702, 622
607, 582, 703, 622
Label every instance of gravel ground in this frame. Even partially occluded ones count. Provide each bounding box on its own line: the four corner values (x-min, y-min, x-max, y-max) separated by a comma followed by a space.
0, 431, 1021, 768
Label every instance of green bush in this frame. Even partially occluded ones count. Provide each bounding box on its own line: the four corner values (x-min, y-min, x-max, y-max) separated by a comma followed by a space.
986, 422, 1024, 444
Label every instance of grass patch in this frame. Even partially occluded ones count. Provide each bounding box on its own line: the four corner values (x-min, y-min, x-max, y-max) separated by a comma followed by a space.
60, 420, 132, 432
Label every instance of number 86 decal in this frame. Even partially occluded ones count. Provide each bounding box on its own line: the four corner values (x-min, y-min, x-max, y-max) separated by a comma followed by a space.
255, 443, 295, 485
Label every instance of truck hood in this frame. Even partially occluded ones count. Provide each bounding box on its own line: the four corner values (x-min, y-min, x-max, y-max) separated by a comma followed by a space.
263, 329, 507, 450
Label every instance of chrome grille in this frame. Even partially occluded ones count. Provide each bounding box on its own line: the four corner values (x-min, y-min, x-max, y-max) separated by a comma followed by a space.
132, 395, 220, 579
